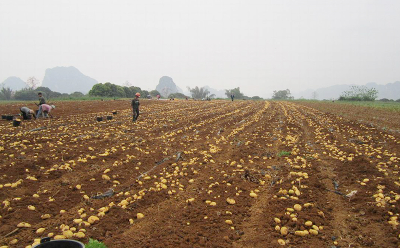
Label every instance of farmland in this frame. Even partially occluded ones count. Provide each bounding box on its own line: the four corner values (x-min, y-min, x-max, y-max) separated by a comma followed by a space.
0, 100, 399, 248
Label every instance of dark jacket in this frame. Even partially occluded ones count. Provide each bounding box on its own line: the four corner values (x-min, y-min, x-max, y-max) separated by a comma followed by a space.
131, 98, 140, 109
39, 96, 46, 105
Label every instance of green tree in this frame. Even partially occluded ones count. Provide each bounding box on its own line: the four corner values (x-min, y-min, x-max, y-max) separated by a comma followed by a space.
14, 88, 37, 100
69, 91, 85, 98
168, 93, 187, 99
150, 90, 161, 97
0, 86, 13, 100
188, 86, 210, 99
106, 83, 126, 98
89, 83, 110, 97
36, 86, 51, 96
35, 86, 63, 100
89, 83, 145, 98
123, 86, 133, 98
339, 86, 378, 101
142, 90, 149, 98
225, 87, 245, 99
130, 86, 142, 97
272, 89, 293, 100
251, 96, 263, 100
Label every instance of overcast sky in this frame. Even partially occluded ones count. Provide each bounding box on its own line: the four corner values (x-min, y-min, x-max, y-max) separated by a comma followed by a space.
1, 0, 399, 97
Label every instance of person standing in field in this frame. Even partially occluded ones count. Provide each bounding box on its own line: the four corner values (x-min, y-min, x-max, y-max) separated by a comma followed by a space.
131, 92, 140, 122
231, 94, 234, 101
37, 92, 46, 105
38, 104, 55, 118
36, 92, 46, 116
20, 107, 36, 120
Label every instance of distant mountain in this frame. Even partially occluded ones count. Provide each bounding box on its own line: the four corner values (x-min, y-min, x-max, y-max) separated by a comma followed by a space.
41, 66, 97, 94
365, 82, 400, 100
156, 76, 180, 97
1, 77, 27, 91
293, 82, 400, 100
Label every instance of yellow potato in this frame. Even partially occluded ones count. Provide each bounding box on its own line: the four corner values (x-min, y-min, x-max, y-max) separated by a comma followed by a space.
102, 174, 110, 180
63, 230, 73, 238
88, 216, 99, 224
280, 226, 288, 236
293, 204, 302, 211
225, 220, 233, 225
73, 219, 83, 224
41, 214, 51, 219
9, 239, 18, 245
250, 192, 258, 198
137, 213, 145, 219
305, 221, 313, 227
277, 239, 286, 245
74, 232, 85, 238
226, 198, 236, 205
295, 230, 308, 236
54, 235, 66, 240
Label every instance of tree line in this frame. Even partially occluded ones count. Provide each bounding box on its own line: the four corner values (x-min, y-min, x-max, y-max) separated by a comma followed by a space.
1, 81, 267, 101
88, 82, 161, 99
0, 85, 85, 101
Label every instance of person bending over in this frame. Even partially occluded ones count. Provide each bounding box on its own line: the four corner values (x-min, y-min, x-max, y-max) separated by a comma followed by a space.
38, 104, 55, 118
20, 106, 36, 120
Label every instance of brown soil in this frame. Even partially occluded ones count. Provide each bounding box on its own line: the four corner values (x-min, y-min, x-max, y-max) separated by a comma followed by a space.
0, 100, 399, 248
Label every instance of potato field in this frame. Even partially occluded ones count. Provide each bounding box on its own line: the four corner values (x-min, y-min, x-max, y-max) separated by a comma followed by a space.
0, 100, 399, 248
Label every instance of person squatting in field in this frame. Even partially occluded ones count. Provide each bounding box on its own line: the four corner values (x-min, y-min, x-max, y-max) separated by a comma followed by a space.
36, 92, 47, 117
132, 92, 140, 122
37, 104, 55, 118
20, 107, 36, 120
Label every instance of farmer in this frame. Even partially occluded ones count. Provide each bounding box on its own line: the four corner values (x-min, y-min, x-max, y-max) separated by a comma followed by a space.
20, 107, 36, 120
38, 104, 55, 118
157, 94, 160, 100
36, 92, 47, 116
131, 92, 140, 122
37, 92, 46, 105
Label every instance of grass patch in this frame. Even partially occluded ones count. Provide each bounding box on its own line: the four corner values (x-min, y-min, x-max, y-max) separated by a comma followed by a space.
294, 100, 400, 112
85, 238, 108, 248
277, 151, 291, 157
334, 101, 400, 111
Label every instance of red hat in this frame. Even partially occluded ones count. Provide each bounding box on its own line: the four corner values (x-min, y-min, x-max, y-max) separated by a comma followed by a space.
135, 93, 141, 97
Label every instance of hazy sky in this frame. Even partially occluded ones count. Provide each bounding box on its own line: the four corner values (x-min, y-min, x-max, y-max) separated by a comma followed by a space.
1, 0, 399, 97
